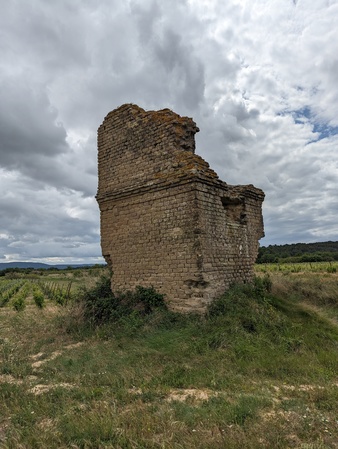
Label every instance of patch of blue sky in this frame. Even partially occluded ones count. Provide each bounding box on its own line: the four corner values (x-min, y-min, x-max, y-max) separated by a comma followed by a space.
313, 122, 338, 140
292, 106, 311, 124
281, 106, 338, 140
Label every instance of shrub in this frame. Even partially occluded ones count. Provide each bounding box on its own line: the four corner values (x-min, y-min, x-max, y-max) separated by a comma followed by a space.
253, 274, 272, 294
33, 291, 45, 308
120, 285, 167, 314
79, 274, 118, 323
80, 274, 167, 324
13, 296, 25, 312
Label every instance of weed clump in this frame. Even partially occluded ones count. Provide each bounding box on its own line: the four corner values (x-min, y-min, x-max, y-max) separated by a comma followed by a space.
205, 275, 290, 351
207, 275, 273, 319
80, 274, 167, 324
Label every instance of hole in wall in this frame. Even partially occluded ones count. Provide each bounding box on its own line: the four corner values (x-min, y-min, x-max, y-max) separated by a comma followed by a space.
221, 196, 246, 223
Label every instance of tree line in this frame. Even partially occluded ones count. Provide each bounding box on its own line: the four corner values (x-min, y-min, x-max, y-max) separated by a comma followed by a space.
257, 241, 338, 263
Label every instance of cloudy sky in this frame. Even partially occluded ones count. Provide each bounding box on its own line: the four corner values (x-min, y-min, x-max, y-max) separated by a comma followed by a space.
1, 0, 337, 264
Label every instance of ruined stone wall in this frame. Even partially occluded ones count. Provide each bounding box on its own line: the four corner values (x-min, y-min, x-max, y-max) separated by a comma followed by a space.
195, 182, 264, 305
97, 104, 264, 312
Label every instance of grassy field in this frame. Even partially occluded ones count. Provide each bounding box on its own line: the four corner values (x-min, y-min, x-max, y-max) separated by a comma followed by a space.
256, 262, 338, 323
0, 265, 337, 448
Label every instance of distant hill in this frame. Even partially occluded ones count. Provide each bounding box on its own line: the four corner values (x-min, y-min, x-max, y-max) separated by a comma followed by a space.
257, 241, 338, 263
0, 262, 106, 271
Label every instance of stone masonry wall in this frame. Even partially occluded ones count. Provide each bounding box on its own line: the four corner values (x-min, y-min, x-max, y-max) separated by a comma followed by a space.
97, 104, 264, 312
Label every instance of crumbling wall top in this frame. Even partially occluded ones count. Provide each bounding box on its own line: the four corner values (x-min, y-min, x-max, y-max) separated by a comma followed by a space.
101, 103, 200, 155
97, 104, 220, 201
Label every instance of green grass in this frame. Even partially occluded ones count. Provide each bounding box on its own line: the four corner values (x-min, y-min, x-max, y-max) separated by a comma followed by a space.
0, 268, 337, 448
256, 260, 338, 274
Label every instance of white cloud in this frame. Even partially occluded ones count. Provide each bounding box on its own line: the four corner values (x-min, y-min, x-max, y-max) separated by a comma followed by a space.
0, 0, 337, 263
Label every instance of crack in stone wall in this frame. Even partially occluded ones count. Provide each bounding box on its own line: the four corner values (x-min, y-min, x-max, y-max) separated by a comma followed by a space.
96, 104, 264, 312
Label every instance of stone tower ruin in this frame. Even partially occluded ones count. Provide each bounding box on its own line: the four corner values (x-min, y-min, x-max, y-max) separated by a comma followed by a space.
96, 104, 264, 312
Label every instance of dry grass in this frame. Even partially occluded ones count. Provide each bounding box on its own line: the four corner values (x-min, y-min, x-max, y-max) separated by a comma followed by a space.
257, 266, 338, 324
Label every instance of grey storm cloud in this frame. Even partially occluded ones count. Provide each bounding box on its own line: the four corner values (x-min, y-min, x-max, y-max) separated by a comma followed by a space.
0, 79, 68, 167
0, 0, 337, 263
